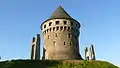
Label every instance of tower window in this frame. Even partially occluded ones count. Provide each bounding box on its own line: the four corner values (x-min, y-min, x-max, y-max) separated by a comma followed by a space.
64, 26, 66, 30
70, 22, 73, 26
44, 25, 46, 28
43, 31, 44, 34
47, 29, 49, 33
71, 27, 73, 31
48, 35, 49, 39
50, 28, 52, 32
55, 33, 57, 37
70, 42, 72, 45
75, 36, 77, 39
56, 21, 59, 25
76, 24, 77, 27
64, 42, 66, 45
49, 22, 52, 26
53, 41, 56, 46
53, 27, 55, 31
68, 27, 70, 31
56, 26, 59, 31
63, 21, 67, 25
68, 33, 70, 38
60, 26, 63, 30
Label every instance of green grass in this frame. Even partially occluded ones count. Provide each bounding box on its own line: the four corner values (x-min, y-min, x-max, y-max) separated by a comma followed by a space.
0, 59, 119, 68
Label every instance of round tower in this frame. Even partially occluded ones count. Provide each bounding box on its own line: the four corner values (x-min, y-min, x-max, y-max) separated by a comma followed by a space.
40, 6, 82, 60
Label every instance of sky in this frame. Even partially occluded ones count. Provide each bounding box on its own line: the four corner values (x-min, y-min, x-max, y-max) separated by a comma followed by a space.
0, 0, 120, 67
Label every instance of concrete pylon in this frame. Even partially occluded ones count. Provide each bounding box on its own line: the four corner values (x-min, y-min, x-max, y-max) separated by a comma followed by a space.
89, 44, 96, 60
30, 34, 40, 60
84, 46, 89, 60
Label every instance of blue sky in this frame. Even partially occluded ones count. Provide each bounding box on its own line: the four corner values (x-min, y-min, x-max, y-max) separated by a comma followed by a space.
0, 0, 120, 66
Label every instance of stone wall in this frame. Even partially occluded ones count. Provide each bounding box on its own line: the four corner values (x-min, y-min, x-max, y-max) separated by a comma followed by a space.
41, 19, 81, 60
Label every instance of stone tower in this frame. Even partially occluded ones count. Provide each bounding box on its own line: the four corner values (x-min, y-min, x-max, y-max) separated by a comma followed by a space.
41, 6, 82, 60
30, 34, 40, 60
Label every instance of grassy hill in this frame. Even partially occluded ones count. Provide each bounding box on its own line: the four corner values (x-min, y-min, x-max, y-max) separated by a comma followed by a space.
0, 59, 119, 68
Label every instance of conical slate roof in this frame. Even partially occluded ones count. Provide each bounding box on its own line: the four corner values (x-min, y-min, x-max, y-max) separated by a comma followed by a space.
49, 6, 72, 19
41, 6, 81, 30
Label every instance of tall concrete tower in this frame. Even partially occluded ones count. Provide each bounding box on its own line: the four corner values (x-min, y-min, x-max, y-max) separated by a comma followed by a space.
30, 34, 40, 60
89, 44, 96, 60
41, 6, 82, 60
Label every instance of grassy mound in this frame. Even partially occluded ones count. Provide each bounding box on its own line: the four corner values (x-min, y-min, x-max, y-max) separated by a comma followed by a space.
0, 60, 118, 68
